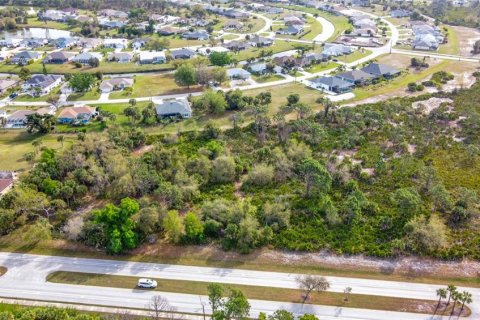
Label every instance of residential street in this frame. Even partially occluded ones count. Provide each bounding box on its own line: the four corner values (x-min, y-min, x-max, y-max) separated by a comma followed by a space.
0, 252, 477, 319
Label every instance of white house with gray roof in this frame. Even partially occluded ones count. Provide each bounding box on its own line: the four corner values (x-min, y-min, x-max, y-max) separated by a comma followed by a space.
154, 98, 192, 119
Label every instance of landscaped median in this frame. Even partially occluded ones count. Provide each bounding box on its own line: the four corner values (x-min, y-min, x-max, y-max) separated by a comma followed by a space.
46, 271, 470, 317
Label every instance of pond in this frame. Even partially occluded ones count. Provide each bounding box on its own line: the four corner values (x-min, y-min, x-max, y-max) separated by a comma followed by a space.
1, 28, 72, 40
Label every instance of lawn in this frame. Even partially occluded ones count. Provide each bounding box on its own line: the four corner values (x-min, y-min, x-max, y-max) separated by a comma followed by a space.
272, 4, 352, 42
234, 41, 304, 62
0, 130, 74, 172
343, 49, 373, 63
19, 18, 81, 32
252, 74, 285, 83
14, 87, 62, 102
301, 16, 323, 41
349, 60, 452, 102
0, 60, 174, 75
67, 90, 101, 102
437, 25, 460, 55
306, 61, 339, 74
108, 74, 203, 99
45, 271, 466, 316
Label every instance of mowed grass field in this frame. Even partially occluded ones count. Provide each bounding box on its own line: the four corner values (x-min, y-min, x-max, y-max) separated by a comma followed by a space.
108, 74, 203, 99
46, 271, 470, 316
0, 130, 74, 171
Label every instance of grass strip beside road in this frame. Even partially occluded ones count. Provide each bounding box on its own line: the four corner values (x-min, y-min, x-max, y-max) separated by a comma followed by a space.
46, 271, 470, 317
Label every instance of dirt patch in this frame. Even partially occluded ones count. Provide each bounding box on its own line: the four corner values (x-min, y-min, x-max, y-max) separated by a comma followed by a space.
452, 25, 480, 57
132, 144, 154, 157
412, 97, 453, 114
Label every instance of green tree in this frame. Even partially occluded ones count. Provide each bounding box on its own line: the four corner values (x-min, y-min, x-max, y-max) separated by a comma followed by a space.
458, 291, 473, 317
163, 210, 183, 243
93, 198, 139, 254
209, 52, 232, 66
299, 158, 332, 198
174, 63, 197, 88
211, 156, 236, 184
224, 288, 250, 320
208, 283, 224, 313
212, 67, 227, 85
268, 310, 294, 320
25, 114, 55, 134
19, 67, 31, 81
196, 90, 227, 114
69, 73, 96, 92
436, 288, 447, 312
183, 212, 204, 244
298, 314, 319, 320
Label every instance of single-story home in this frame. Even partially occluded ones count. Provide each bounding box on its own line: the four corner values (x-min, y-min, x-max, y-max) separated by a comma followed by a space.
108, 52, 134, 63
10, 51, 41, 65
224, 20, 243, 30
360, 63, 400, 79
0, 79, 19, 94
335, 70, 374, 85
171, 48, 196, 59
73, 52, 103, 65
223, 40, 252, 51
57, 105, 97, 124
43, 51, 75, 64
309, 76, 354, 93
182, 30, 209, 40
99, 77, 134, 93
390, 9, 411, 18
155, 98, 192, 119
54, 37, 77, 49
277, 25, 304, 36
284, 16, 304, 26
22, 75, 63, 96
250, 35, 274, 47
322, 43, 354, 57
197, 46, 230, 56
78, 38, 103, 49
131, 38, 150, 50
139, 51, 166, 64
227, 68, 251, 80
103, 38, 128, 49
0, 171, 15, 197
5, 110, 35, 128
413, 34, 439, 51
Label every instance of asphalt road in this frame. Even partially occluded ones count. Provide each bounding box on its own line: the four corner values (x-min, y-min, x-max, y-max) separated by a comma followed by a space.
0, 252, 477, 319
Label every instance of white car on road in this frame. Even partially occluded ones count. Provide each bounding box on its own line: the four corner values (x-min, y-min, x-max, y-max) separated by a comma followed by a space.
137, 278, 157, 289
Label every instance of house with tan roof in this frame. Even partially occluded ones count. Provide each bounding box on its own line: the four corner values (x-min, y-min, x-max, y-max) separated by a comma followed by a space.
99, 77, 134, 93
57, 105, 97, 124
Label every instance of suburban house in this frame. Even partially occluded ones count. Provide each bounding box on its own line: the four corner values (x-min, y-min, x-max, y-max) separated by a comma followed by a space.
250, 35, 274, 47
131, 38, 149, 50
10, 51, 41, 65
223, 40, 252, 51
57, 105, 97, 124
5, 110, 35, 128
223, 9, 249, 19
227, 68, 251, 80
157, 26, 186, 36
197, 46, 230, 55
43, 51, 75, 64
171, 48, 196, 59
0, 38, 22, 48
182, 30, 209, 40
103, 38, 129, 49
99, 19, 126, 29
0, 79, 18, 94
154, 98, 192, 119
413, 34, 440, 50
22, 75, 63, 96
284, 16, 304, 26
139, 51, 166, 64
98, 9, 128, 19
322, 43, 354, 56
336, 69, 374, 85
360, 63, 400, 78
99, 77, 134, 93
224, 20, 243, 30
73, 52, 103, 65
0, 171, 15, 197
78, 38, 103, 49
54, 37, 77, 49
277, 25, 304, 35
248, 62, 281, 75
309, 76, 354, 93
22, 38, 47, 48
0, 52, 12, 62
108, 52, 134, 63
390, 9, 411, 18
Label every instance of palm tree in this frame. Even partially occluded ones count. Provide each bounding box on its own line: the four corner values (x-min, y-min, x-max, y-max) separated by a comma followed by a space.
32, 139, 43, 155
435, 288, 447, 313
458, 291, 473, 319
450, 291, 460, 316
446, 285, 457, 307
343, 287, 352, 302
57, 135, 64, 148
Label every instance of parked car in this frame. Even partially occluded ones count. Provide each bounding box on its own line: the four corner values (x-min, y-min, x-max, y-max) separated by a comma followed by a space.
9, 92, 18, 99
137, 278, 157, 289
